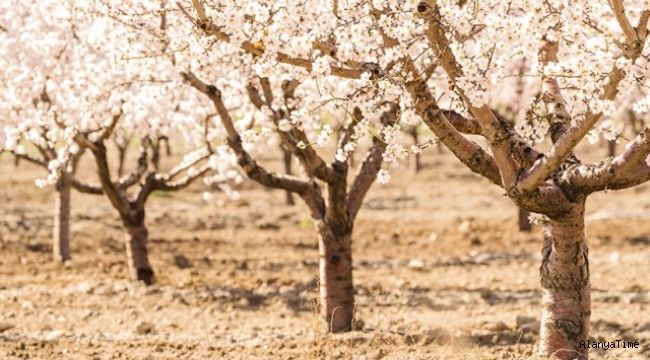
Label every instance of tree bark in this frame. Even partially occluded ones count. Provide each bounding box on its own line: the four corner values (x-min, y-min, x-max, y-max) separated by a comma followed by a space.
53, 178, 71, 262
607, 139, 616, 158
124, 220, 155, 285
317, 221, 354, 333
539, 201, 590, 360
282, 147, 295, 205
409, 126, 422, 172
518, 208, 532, 232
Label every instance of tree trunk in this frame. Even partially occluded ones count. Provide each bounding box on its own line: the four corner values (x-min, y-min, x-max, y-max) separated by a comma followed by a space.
317, 222, 354, 333
124, 221, 155, 285
117, 146, 127, 178
518, 208, 532, 232
53, 178, 71, 262
409, 126, 422, 172
282, 148, 295, 206
539, 201, 590, 360
607, 139, 616, 157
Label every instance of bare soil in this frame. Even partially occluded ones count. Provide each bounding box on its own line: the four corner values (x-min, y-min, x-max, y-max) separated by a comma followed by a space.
1, 145, 649, 359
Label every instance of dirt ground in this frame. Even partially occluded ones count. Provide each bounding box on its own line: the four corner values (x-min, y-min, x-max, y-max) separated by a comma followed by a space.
1, 143, 649, 360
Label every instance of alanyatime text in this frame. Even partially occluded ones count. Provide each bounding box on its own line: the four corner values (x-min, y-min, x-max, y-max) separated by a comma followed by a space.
580, 340, 640, 350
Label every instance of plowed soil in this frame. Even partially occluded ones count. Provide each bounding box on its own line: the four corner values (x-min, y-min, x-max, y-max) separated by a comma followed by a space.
1, 144, 649, 359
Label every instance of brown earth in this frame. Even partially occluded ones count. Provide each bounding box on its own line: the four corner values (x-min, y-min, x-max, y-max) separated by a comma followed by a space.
0, 143, 649, 360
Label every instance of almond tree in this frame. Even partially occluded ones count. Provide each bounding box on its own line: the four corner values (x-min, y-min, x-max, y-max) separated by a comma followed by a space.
0, 0, 227, 284
0, 1, 97, 262
180, 69, 398, 332
181, 0, 649, 357
0, 125, 88, 262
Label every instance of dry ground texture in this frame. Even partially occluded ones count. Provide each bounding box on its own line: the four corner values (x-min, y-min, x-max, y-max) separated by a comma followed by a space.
0, 142, 649, 360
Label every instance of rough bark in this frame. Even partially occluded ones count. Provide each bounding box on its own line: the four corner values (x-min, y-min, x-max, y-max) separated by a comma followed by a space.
124, 216, 154, 285
539, 201, 590, 360
317, 221, 354, 333
53, 178, 71, 262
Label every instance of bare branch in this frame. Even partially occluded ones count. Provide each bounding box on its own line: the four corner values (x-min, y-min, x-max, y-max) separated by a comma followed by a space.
135, 163, 212, 207
90, 142, 129, 215
394, 46, 503, 186
63, 172, 104, 195
570, 126, 650, 193
182, 71, 238, 139
6, 151, 47, 167
227, 135, 316, 194
346, 117, 388, 219
183, 71, 321, 195
69, 147, 87, 175
168, 149, 212, 179
117, 146, 148, 189
443, 109, 483, 135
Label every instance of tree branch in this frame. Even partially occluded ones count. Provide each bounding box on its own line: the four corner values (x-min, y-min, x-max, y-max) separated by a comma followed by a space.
183, 71, 322, 196
516, 16, 649, 193
117, 146, 148, 189
7, 151, 47, 167
168, 148, 212, 179
416, 1, 520, 188
569, 126, 650, 193
184, 1, 364, 79
63, 172, 104, 195
346, 112, 388, 219
90, 142, 129, 215
609, 0, 638, 45
257, 78, 336, 182
538, 38, 571, 143
401, 56, 503, 186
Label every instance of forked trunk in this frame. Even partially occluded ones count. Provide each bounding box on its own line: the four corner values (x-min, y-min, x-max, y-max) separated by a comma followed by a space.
53, 178, 71, 262
125, 221, 155, 285
539, 201, 590, 360
317, 222, 354, 333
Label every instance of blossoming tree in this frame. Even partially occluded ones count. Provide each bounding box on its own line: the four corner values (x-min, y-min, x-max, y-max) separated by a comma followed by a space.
0, 0, 230, 285
180, 67, 400, 333
0, 1, 102, 263
182, 0, 649, 358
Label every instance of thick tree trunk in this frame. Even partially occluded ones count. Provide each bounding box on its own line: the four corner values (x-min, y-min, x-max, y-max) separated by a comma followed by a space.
317, 222, 354, 333
539, 201, 590, 360
518, 208, 532, 232
124, 221, 155, 285
53, 178, 71, 262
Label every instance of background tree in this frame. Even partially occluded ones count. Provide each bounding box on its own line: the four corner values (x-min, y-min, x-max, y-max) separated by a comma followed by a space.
183, 0, 649, 358
0, 0, 229, 284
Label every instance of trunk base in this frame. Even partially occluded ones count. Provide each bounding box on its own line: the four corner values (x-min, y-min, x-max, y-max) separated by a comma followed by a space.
137, 268, 155, 286
538, 202, 590, 360
318, 222, 354, 333
125, 223, 155, 285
